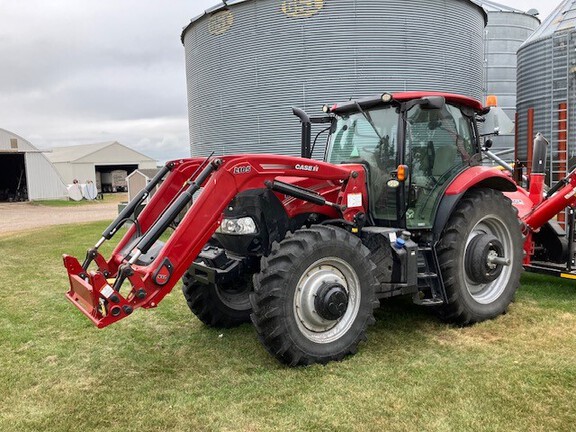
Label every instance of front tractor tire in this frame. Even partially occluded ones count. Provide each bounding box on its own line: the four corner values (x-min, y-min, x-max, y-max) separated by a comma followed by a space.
182, 273, 252, 328
436, 188, 523, 325
251, 225, 379, 366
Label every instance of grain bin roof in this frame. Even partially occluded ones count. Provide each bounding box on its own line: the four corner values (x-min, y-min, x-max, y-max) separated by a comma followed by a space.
472, 0, 536, 15
46, 141, 156, 163
181, 0, 488, 42
521, 0, 576, 49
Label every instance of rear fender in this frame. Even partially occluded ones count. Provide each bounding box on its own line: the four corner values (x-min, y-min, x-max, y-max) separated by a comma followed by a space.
444, 166, 517, 196
433, 166, 518, 235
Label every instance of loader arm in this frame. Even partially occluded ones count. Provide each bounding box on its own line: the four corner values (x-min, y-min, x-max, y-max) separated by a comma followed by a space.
64, 155, 368, 328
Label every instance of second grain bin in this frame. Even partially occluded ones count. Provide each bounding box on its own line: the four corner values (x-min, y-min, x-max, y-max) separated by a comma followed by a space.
517, 0, 576, 227
517, 0, 576, 183
474, 1, 540, 154
182, 0, 487, 157
480, 1, 540, 119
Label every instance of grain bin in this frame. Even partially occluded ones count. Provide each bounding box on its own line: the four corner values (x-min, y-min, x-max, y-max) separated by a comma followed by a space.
473, 1, 539, 154
517, 0, 576, 183
478, 1, 540, 118
182, 0, 487, 157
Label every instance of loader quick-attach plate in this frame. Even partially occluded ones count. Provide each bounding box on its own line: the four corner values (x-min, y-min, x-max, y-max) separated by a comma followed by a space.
63, 255, 128, 328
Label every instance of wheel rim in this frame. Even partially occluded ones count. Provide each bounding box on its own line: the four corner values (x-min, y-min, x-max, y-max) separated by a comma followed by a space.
463, 214, 514, 304
215, 282, 252, 311
294, 257, 361, 344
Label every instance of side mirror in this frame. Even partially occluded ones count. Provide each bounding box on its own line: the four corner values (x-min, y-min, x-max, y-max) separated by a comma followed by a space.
421, 96, 446, 110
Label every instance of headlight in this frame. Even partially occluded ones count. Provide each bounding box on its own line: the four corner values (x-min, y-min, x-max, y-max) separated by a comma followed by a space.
216, 217, 258, 235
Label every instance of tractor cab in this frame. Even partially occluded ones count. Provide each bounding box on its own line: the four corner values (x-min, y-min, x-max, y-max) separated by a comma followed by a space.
321, 92, 483, 230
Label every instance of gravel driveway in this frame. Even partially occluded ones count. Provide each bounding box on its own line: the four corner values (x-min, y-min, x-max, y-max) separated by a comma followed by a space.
0, 198, 122, 237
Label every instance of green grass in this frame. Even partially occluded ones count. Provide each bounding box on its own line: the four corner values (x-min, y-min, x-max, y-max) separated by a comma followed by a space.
1, 223, 575, 431
30, 193, 126, 207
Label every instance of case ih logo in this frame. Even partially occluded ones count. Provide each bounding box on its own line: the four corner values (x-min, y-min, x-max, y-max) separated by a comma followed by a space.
154, 266, 171, 286
233, 165, 252, 175
281, 0, 324, 18
295, 164, 319, 172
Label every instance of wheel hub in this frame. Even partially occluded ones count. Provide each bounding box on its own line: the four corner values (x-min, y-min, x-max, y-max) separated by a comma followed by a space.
465, 234, 508, 284
314, 282, 349, 321
294, 257, 360, 342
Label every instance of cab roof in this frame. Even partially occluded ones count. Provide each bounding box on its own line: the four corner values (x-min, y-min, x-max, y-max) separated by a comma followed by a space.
329, 91, 485, 115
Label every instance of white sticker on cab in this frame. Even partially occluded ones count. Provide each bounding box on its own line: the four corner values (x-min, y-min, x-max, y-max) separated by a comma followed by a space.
347, 193, 363, 208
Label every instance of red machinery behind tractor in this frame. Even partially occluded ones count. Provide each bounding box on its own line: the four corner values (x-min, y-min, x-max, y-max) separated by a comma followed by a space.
64, 92, 576, 366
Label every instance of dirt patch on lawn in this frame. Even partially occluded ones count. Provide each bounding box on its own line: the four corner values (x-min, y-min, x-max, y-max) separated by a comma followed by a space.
0, 195, 125, 237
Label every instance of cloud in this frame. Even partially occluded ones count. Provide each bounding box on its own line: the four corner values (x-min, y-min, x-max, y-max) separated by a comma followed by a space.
33, 116, 190, 163
0, 0, 211, 163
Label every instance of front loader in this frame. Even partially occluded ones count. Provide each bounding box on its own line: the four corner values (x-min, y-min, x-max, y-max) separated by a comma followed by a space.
64, 91, 568, 366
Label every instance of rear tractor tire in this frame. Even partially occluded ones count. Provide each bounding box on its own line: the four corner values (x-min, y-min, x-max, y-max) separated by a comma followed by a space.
436, 188, 523, 325
182, 272, 252, 328
251, 225, 379, 366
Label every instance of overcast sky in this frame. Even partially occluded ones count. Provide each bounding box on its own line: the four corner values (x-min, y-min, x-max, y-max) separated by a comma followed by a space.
0, 0, 559, 163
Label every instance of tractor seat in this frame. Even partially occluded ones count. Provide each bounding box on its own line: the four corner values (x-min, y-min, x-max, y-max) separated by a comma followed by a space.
432, 145, 457, 179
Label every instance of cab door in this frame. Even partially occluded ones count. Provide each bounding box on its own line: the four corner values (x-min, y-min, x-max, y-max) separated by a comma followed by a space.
325, 106, 402, 224
404, 104, 476, 229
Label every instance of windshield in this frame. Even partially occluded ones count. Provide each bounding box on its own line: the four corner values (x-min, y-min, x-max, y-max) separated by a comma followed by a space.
326, 106, 400, 220
326, 107, 398, 165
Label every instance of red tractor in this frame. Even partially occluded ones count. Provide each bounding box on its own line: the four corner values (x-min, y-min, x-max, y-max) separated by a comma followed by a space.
64, 91, 574, 366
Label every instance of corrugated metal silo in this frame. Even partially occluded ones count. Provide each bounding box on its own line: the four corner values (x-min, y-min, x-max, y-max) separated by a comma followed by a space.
474, 1, 540, 155
182, 0, 487, 158
479, 1, 540, 120
517, 0, 576, 186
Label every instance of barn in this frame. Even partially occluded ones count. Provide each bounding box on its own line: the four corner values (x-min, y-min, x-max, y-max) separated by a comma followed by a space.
0, 128, 67, 202
46, 141, 158, 192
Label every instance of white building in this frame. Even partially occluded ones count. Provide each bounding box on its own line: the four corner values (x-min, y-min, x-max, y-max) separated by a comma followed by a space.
0, 128, 67, 201
46, 141, 157, 189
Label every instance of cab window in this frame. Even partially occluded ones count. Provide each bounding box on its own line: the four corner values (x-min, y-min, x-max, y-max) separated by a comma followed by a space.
406, 103, 475, 228
326, 106, 400, 220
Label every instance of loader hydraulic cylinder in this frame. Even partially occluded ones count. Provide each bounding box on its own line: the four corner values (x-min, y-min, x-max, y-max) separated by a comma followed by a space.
102, 164, 172, 240
265, 179, 346, 212
134, 159, 222, 257
81, 164, 173, 271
